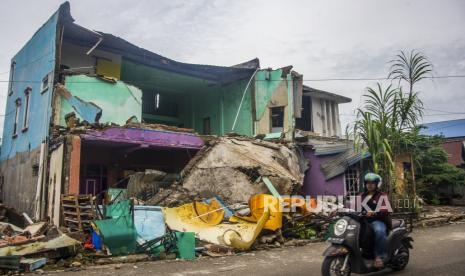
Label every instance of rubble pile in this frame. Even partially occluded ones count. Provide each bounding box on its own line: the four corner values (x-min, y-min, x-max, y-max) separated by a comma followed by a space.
143, 137, 304, 207
0, 207, 80, 273
0, 134, 340, 272
414, 205, 465, 227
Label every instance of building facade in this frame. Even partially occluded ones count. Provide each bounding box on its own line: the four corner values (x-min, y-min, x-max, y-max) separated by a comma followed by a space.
0, 2, 352, 218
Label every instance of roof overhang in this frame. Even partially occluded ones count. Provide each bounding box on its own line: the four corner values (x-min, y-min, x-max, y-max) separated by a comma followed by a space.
57, 2, 258, 84
303, 85, 351, 104
79, 127, 205, 150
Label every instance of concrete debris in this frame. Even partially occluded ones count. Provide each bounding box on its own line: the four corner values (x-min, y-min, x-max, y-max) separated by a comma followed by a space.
160, 137, 304, 206
23, 222, 48, 237
414, 205, 465, 227
203, 244, 235, 257
0, 206, 82, 272
144, 185, 198, 207
126, 170, 174, 200
20, 257, 47, 272
0, 205, 27, 228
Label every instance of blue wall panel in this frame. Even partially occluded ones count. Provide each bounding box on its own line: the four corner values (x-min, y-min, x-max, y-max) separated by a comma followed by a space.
0, 11, 59, 161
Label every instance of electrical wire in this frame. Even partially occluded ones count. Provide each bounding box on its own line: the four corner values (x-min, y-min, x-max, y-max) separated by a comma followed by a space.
0, 50, 55, 75
1, 75, 465, 83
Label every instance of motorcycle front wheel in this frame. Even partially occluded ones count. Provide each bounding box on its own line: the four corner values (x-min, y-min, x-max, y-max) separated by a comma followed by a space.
389, 244, 410, 271
321, 255, 351, 276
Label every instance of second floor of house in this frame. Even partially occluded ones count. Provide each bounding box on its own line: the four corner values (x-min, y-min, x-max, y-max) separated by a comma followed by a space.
1, 2, 351, 161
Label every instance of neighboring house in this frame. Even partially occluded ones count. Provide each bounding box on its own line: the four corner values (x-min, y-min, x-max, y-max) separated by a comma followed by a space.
421, 118, 465, 204
297, 86, 351, 137
297, 137, 369, 198
298, 139, 413, 199
421, 118, 465, 167
0, 2, 353, 220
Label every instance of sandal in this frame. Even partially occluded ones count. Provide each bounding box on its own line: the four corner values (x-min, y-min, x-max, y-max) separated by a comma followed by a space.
374, 257, 384, 268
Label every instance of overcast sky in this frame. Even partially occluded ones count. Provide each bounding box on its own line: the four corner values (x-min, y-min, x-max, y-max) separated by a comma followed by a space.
1, 0, 464, 137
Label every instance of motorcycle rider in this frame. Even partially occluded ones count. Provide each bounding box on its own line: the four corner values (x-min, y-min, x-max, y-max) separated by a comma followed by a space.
360, 173, 392, 268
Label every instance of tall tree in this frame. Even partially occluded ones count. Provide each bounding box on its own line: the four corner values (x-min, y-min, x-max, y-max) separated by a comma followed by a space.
354, 50, 432, 197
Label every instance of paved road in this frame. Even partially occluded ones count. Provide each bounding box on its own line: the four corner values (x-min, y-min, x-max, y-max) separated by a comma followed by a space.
55, 222, 465, 276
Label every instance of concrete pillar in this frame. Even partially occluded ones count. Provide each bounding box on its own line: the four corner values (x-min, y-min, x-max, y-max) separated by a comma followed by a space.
321, 98, 327, 136
335, 103, 341, 136
326, 100, 332, 137
68, 136, 81, 195
331, 102, 339, 136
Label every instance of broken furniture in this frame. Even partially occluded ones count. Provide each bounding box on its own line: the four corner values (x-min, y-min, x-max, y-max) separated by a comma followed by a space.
163, 195, 275, 251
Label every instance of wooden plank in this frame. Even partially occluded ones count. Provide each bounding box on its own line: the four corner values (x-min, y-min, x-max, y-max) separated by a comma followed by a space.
48, 144, 64, 226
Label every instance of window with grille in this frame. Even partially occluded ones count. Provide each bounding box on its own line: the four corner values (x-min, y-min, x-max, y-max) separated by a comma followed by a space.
344, 167, 359, 196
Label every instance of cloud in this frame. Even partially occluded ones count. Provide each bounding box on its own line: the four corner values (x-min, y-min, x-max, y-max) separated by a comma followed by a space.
0, 0, 464, 137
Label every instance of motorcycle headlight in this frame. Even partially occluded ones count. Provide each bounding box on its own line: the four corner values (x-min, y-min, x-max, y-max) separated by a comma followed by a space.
334, 219, 348, 236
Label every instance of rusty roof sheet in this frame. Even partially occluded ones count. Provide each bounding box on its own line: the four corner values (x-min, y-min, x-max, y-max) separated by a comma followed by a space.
320, 148, 370, 180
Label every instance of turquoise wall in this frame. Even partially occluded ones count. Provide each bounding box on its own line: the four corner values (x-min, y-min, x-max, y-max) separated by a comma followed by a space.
254, 69, 285, 119
1, 10, 59, 161
121, 60, 227, 135
221, 80, 253, 136
60, 75, 142, 126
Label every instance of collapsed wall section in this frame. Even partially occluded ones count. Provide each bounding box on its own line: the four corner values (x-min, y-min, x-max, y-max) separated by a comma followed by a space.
179, 137, 304, 204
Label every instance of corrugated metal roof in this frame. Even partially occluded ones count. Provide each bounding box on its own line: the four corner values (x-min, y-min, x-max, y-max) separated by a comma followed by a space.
420, 119, 465, 138
59, 2, 258, 83
313, 143, 351, 156
320, 148, 370, 180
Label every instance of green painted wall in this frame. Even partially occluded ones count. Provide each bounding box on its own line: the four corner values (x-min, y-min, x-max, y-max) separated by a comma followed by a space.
121, 59, 224, 135
192, 90, 222, 134
60, 75, 142, 126
254, 69, 285, 119
221, 80, 253, 136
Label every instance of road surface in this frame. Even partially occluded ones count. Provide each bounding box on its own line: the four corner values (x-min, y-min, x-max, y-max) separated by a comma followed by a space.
54, 222, 465, 275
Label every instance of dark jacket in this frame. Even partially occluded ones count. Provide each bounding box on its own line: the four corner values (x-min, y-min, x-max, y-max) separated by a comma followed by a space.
359, 190, 392, 229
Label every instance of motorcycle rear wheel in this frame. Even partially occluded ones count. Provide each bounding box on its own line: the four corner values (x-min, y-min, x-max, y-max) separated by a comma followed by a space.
321, 256, 351, 276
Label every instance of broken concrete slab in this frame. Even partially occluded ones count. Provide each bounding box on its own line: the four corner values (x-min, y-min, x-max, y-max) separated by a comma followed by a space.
0, 234, 80, 257
179, 137, 304, 205
23, 222, 48, 237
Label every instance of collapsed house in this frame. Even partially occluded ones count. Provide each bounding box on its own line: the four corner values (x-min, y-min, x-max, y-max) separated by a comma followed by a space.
0, 1, 353, 228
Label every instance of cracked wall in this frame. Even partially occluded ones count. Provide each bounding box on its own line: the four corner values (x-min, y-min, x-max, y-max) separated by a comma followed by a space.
54, 75, 142, 126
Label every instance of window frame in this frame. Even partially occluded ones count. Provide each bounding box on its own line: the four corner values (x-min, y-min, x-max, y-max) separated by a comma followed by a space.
270, 106, 285, 133
344, 166, 360, 197
22, 87, 31, 132
8, 61, 16, 96
13, 98, 21, 138
40, 74, 50, 94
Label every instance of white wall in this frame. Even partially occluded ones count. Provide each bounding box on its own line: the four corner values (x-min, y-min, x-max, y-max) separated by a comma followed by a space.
311, 96, 342, 137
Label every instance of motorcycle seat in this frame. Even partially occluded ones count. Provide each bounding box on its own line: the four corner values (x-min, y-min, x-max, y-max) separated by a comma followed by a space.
391, 219, 405, 229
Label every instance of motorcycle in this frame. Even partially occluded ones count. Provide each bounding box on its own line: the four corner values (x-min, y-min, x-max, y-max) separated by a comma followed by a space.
321, 212, 413, 276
